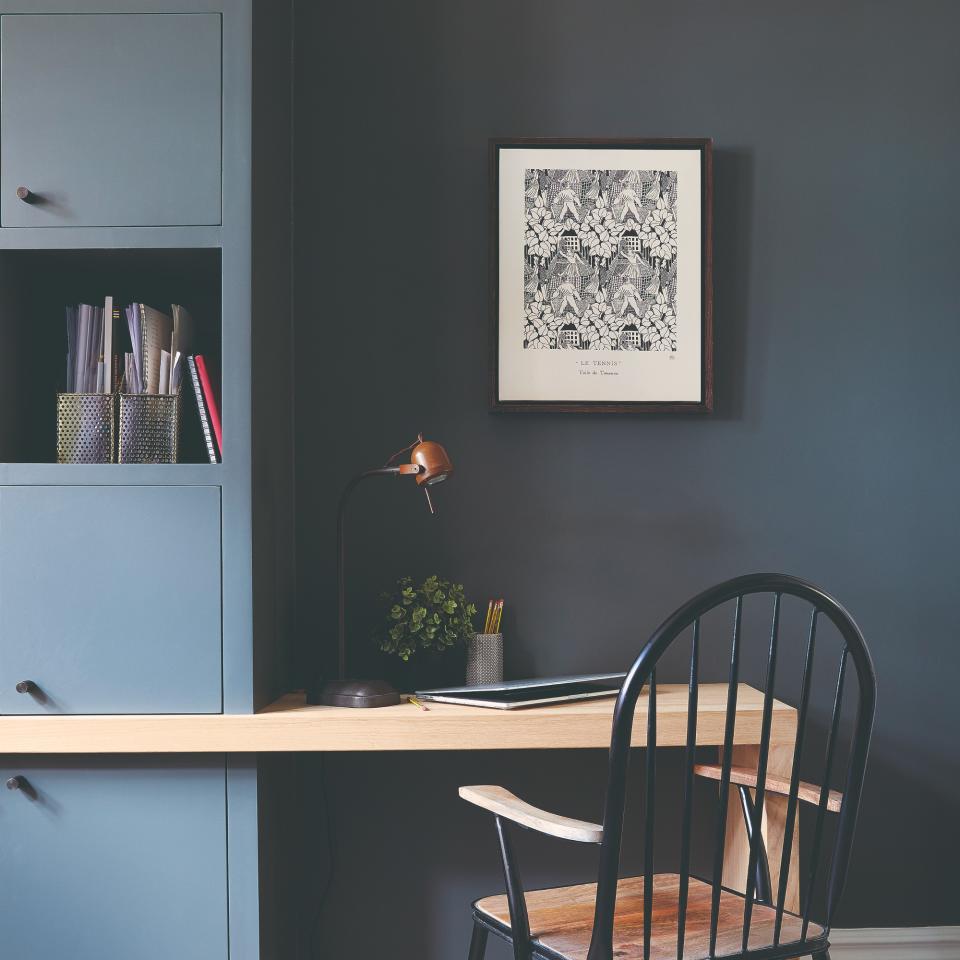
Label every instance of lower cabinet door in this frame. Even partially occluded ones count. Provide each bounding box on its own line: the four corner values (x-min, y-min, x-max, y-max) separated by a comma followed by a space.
0, 485, 222, 714
0, 757, 229, 960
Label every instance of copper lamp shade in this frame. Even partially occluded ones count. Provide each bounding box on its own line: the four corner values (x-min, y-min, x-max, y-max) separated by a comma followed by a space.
307, 433, 455, 707
408, 435, 453, 512
411, 436, 453, 485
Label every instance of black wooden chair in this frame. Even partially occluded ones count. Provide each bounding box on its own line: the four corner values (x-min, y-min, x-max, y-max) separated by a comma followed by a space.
460, 573, 876, 960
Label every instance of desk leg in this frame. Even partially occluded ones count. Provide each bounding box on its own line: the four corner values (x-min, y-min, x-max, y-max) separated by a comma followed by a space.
721, 744, 801, 913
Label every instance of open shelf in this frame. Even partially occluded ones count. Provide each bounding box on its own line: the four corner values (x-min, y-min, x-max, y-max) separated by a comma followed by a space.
0, 225, 223, 252
0, 462, 223, 486
0, 247, 222, 465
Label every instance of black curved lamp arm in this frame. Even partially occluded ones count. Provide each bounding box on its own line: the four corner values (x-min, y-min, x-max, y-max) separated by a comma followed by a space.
336, 467, 403, 680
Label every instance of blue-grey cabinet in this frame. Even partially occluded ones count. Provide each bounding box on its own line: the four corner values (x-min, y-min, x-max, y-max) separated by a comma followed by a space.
0, 0, 294, 953
0, 12, 222, 227
0, 756, 229, 959
0, 485, 222, 714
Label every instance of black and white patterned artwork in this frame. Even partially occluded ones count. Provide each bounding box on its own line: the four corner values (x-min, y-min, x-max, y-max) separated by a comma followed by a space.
523, 168, 678, 352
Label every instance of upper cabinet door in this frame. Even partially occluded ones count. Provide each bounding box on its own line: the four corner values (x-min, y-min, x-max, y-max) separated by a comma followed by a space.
0, 485, 223, 714
0, 13, 222, 227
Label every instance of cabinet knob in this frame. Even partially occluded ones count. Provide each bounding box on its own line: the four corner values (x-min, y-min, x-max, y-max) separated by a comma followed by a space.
15, 680, 36, 694
5, 776, 27, 792
15, 186, 36, 203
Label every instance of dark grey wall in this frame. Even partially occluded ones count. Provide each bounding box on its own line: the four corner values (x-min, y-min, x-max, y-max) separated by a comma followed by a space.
293, 1, 960, 953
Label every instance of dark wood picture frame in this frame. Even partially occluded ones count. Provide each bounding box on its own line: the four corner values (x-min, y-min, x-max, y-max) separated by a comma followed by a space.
490, 138, 713, 414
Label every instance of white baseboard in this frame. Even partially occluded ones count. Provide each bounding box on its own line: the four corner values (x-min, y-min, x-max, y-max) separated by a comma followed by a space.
830, 926, 960, 959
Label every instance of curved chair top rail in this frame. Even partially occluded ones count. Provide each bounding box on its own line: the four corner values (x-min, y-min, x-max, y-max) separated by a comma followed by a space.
587, 573, 877, 960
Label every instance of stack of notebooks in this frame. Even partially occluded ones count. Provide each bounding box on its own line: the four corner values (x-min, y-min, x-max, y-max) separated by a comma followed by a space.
65, 298, 222, 464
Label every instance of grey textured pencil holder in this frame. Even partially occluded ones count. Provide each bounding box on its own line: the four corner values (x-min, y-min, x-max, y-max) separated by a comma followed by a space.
56, 393, 116, 463
119, 393, 180, 464
466, 633, 504, 686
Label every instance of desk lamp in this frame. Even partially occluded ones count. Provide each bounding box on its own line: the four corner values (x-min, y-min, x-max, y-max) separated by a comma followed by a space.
310, 434, 454, 708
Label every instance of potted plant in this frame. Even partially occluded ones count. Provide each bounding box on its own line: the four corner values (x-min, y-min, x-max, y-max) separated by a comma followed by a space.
373, 575, 477, 690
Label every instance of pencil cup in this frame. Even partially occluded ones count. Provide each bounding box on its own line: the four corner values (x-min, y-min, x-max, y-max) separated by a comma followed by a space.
466, 633, 504, 686
118, 393, 180, 464
56, 393, 116, 464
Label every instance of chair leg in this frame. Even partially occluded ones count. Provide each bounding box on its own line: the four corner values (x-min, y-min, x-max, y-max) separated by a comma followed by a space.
468, 921, 488, 960
813, 951, 831, 960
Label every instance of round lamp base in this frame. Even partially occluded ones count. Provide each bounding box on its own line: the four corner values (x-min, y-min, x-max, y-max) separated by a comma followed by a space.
312, 678, 401, 709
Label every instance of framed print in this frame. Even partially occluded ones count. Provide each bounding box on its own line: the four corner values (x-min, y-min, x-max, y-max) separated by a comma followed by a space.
490, 138, 713, 413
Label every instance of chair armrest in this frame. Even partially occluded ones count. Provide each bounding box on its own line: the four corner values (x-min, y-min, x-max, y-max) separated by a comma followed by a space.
459, 785, 603, 843
694, 763, 843, 812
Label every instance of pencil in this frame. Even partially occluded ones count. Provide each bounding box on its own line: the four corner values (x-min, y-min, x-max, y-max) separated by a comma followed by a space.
407, 695, 429, 711
484, 599, 494, 634
493, 599, 503, 633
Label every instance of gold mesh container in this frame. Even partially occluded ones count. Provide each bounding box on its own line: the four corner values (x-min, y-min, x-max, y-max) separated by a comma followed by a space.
118, 393, 180, 464
56, 393, 116, 464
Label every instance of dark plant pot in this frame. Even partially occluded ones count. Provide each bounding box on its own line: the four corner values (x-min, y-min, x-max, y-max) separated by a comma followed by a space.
380, 646, 467, 693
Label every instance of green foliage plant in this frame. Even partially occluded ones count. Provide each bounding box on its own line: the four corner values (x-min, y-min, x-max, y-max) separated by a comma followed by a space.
374, 575, 477, 662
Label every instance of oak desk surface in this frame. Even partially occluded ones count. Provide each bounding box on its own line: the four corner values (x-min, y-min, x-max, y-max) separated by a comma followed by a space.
0, 684, 796, 754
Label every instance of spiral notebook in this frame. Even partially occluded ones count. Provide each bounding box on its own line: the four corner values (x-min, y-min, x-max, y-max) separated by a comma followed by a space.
188, 355, 219, 464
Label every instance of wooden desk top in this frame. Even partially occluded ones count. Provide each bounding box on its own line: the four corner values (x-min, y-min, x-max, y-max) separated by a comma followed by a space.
0, 684, 796, 754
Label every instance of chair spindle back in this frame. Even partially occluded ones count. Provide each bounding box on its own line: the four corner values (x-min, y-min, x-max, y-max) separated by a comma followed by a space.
586, 573, 876, 960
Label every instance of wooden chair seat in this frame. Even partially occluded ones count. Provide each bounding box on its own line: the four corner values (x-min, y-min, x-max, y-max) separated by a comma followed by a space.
475, 873, 823, 960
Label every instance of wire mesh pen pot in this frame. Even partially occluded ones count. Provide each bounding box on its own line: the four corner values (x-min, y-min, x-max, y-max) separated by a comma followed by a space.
118, 393, 180, 464
56, 393, 116, 464
466, 633, 504, 685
